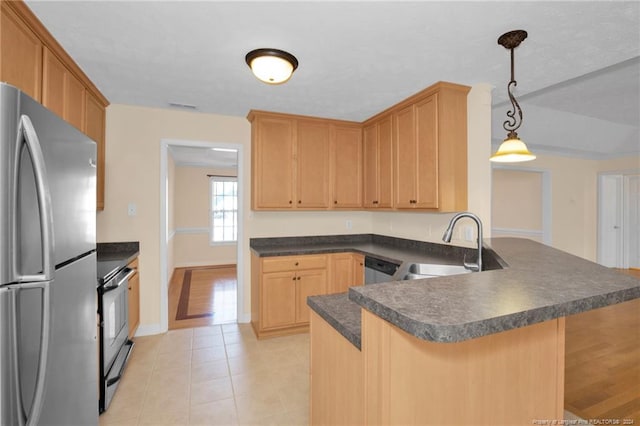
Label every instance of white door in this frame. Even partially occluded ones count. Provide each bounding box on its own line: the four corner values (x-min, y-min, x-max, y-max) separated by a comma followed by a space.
598, 174, 623, 268
624, 175, 640, 268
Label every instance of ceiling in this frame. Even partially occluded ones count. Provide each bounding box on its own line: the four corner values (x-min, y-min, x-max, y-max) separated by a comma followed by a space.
25, 1, 640, 161
168, 146, 237, 169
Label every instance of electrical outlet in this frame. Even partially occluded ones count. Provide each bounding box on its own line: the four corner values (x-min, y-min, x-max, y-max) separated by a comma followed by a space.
346, 219, 352, 230
128, 203, 137, 217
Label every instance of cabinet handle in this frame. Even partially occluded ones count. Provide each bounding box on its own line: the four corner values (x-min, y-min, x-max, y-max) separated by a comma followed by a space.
292, 277, 296, 281
298, 200, 301, 204
289, 200, 292, 204
295, 262, 299, 266
334, 200, 338, 204
373, 200, 378, 204
297, 277, 301, 280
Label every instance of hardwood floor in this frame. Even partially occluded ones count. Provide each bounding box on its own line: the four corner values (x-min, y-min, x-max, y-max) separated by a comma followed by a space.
564, 268, 640, 422
169, 265, 237, 330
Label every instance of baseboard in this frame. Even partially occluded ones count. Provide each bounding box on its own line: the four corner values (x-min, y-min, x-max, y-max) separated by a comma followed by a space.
237, 312, 251, 323
174, 261, 237, 268
134, 323, 166, 337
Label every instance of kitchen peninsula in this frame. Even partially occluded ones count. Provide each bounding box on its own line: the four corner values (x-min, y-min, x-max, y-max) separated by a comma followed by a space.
251, 235, 640, 425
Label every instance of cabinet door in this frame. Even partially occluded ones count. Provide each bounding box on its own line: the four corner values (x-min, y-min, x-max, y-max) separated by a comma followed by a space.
127, 270, 140, 338
377, 116, 393, 208
331, 125, 362, 208
330, 253, 355, 294
85, 92, 105, 211
363, 124, 378, 208
297, 120, 330, 208
43, 48, 86, 130
295, 269, 328, 324
414, 95, 438, 208
395, 105, 417, 208
352, 254, 364, 286
253, 116, 295, 209
0, 4, 42, 101
262, 271, 297, 329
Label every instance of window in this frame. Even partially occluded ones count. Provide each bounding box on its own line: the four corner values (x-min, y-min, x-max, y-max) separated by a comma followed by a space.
210, 176, 237, 243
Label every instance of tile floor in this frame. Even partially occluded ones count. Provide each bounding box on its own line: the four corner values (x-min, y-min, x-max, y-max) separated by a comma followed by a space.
99, 324, 309, 426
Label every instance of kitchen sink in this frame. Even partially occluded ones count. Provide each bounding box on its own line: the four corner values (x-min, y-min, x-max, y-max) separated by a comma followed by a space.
401, 263, 473, 280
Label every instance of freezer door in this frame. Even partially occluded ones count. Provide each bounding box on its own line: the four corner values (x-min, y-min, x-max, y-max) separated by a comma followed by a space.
0, 83, 96, 282
18, 88, 96, 268
18, 253, 98, 425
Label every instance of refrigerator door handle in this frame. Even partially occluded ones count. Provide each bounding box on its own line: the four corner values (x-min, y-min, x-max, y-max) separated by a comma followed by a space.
13, 115, 55, 283
10, 281, 51, 426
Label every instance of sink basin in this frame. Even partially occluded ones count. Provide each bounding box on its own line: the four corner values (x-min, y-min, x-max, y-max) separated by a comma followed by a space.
402, 263, 472, 280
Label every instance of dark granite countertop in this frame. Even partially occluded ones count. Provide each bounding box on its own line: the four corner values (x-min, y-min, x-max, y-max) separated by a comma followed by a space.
349, 238, 640, 343
252, 235, 640, 348
97, 242, 140, 283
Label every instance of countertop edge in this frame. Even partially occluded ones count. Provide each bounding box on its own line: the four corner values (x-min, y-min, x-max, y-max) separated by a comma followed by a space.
307, 295, 361, 350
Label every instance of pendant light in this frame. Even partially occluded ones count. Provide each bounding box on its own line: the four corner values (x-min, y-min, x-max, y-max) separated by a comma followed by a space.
490, 30, 536, 163
245, 48, 298, 84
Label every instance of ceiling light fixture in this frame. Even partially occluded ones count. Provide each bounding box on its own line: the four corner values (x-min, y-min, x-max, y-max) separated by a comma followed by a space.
245, 48, 298, 84
490, 30, 536, 163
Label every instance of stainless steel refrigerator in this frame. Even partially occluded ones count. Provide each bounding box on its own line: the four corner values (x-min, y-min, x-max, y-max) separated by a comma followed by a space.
0, 83, 98, 425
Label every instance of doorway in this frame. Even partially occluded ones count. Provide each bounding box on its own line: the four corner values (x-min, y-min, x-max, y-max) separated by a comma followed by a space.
491, 166, 552, 245
598, 173, 640, 268
159, 139, 245, 333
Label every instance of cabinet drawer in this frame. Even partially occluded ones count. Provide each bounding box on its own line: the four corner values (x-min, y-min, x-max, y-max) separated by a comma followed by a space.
262, 255, 327, 273
127, 257, 139, 269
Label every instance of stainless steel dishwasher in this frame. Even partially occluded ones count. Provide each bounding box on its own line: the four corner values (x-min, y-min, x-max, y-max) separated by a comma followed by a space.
364, 257, 400, 284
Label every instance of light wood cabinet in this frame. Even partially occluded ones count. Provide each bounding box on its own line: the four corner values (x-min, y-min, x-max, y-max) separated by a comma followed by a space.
0, 2, 42, 101
249, 110, 361, 211
0, 1, 109, 211
394, 96, 438, 208
127, 258, 140, 339
85, 93, 106, 211
331, 125, 363, 208
296, 120, 330, 208
393, 84, 469, 211
330, 253, 364, 294
43, 47, 86, 130
252, 253, 328, 338
363, 114, 393, 208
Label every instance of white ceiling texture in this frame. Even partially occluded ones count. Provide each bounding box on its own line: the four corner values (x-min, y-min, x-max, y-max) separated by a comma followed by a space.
25, 1, 640, 165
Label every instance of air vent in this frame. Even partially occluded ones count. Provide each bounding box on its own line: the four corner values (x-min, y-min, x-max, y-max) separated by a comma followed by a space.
168, 102, 197, 110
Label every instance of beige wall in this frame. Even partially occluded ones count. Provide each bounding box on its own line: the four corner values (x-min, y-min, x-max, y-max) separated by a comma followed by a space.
98, 104, 250, 333
492, 169, 543, 242
493, 154, 639, 261
98, 83, 492, 334
173, 166, 237, 267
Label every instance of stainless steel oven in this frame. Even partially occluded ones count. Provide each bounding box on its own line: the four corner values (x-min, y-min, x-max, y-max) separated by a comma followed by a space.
98, 266, 134, 412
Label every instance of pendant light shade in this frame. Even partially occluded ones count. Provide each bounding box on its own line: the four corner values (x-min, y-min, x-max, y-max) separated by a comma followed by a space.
490, 30, 536, 163
245, 48, 298, 84
490, 135, 536, 163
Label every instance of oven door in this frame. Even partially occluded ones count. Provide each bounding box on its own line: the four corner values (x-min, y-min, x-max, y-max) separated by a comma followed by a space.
101, 268, 132, 373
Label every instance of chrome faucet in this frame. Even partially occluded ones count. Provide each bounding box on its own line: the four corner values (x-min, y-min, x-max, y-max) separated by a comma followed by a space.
442, 212, 483, 272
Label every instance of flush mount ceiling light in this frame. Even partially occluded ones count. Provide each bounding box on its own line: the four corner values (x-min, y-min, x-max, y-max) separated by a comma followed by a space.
245, 48, 298, 84
490, 30, 536, 163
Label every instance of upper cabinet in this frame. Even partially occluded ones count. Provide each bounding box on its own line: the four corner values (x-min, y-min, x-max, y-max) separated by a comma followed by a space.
363, 114, 393, 208
249, 82, 469, 212
0, 3, 42, 101
331, 124, 362, 208
249, 111, 360, 210
0, 1, 109, 211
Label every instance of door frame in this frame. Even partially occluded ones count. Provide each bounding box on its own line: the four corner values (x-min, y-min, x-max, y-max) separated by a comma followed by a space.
159, 138, 245, 332
491, 165, 552, 245
597, 169, 640, 269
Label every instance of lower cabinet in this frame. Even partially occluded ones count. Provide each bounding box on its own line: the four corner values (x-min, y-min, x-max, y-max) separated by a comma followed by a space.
127, 258, 140, 339
252, 252, 365, 338
252, 254, 329, 338
330, 253, 364, 294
